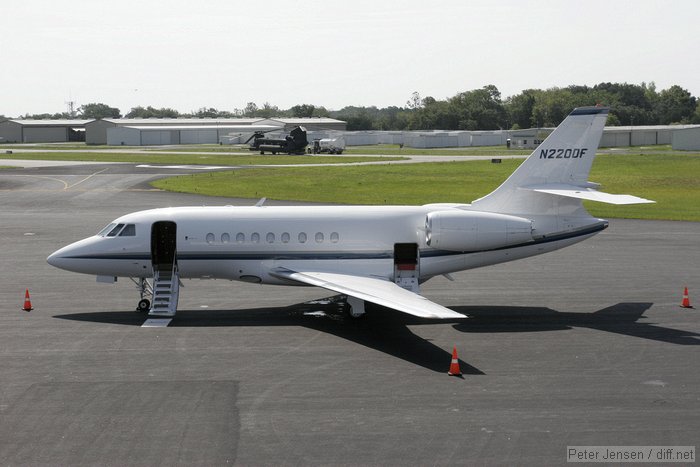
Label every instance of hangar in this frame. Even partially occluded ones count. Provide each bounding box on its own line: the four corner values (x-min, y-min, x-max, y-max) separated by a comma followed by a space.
256, 118, 347, 132
671, 126, 700, 150
107, 124, 284, 146
86, 118, 264, 145
0, 119, 91, 143
86, 117, 346, 145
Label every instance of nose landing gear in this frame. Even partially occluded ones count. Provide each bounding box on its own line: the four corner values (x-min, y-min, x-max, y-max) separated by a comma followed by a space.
131, 277, 153, 313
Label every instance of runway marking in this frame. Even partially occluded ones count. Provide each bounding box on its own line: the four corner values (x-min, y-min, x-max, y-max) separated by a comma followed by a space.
65, 168, 110, 189
9, 174, 70, 189
136, 164, 232, 170
142, 318, 172, 327
4, 171, 112, 191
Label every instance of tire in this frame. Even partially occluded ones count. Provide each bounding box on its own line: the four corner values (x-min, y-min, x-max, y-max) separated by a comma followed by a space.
137, 299, 150, 313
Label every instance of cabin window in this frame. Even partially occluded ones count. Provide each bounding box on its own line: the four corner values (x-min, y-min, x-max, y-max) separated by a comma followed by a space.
119, 224, 136, 237
298, 232, 307, 243
97, 223, 116, 237
251, 232, 260, 243
107, 224, 125, 237
266, 232, 275, 244
236, 232, 245, 243
330, 232, 339, 243
206, 233, 215, 244
221, 233, 230, 243
315, 232, 324, 243
281, 232, 290, 243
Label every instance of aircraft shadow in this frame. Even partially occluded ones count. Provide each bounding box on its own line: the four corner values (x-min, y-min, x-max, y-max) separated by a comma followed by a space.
54, 298, 482, 375
451, 302, 700, 346
54, 301, 697, 374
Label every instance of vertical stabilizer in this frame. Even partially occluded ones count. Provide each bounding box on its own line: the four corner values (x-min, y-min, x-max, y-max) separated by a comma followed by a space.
471, 107, 609, 215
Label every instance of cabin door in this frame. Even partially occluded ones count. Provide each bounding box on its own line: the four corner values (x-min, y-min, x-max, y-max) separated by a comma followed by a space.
151, 221, 177, 270
394, 243, 419, 293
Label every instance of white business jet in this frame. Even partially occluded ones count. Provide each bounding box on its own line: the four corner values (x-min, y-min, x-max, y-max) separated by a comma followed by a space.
47, 107, 653, 319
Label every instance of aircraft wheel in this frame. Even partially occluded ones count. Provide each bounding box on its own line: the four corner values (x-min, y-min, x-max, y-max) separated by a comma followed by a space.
136, 299, 150, 313
346, 296, 366, 319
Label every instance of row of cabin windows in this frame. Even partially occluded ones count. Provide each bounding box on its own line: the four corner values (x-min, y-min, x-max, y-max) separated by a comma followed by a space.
205, 231, 340, 245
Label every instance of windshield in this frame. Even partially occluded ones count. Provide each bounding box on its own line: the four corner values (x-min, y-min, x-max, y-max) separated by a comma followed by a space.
97, 223, 116, 237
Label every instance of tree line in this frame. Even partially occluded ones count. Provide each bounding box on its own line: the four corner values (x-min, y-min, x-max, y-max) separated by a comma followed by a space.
9, 82, 699, 131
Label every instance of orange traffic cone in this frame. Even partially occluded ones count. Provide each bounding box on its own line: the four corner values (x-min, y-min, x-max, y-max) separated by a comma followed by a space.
22, 289, 33, 312
680, 287, 693, 309
448, 346, 461, 376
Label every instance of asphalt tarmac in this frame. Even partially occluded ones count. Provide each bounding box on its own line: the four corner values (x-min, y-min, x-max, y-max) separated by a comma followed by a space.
0, 162, 698, 465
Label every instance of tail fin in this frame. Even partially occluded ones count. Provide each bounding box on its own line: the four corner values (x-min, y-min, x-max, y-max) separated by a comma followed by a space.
471, 106, 653, 216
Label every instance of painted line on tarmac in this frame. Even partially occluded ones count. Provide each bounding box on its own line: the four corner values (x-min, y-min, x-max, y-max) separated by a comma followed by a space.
142, 318, 172, 328
136, 164, 232, 170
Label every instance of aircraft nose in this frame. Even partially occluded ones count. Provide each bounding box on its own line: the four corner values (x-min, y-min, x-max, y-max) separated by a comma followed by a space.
47, 239, 90, 271
47, 248, 68, 269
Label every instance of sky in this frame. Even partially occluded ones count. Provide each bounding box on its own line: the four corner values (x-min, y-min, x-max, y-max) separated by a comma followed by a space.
1, 0, 699, 117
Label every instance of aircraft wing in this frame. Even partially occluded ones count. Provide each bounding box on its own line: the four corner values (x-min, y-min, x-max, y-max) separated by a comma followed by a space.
270, 268, 466, 319
523, 183, 655, 205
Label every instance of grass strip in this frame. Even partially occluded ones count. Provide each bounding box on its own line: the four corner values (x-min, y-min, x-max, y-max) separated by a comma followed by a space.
151, 153, 700, 221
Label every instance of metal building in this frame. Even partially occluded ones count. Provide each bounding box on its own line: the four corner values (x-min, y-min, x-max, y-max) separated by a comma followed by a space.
87, 117, 346, 145
256, 118, 347, 132
107, 125, 282, 146
672, 126, 700, 150
0, 119, 91, 143
86, 118, 264, 145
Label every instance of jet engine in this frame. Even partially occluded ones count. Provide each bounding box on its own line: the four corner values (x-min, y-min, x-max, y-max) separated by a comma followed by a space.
425, 210, 533, 251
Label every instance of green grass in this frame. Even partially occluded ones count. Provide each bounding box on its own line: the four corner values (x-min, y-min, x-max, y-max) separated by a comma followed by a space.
343, 144, 531, 156
145, 144, 252, 153
151, 153, 700, 221
586, 153, 700, 221
152, 160, 520, 204
0, 151, 403, 166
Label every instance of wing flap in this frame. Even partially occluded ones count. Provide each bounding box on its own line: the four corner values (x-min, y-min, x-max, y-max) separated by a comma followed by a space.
523, 183, 654, 205
270, 268, 465, 319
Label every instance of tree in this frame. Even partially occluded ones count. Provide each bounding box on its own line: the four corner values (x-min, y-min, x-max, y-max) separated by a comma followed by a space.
506, 90, 538, 129
22, 112, 71, 119
242, 102, 258, 117
290, 104, 316, 118
655, 85, 696, 124
258, 102, 280, 118
311, 106, 330, 118
125, 106, 180, 118
447, 85, 506, 130
78, 103, 121, 119
186, 107, 238, 118
406, 91, 423, 110
692, 102, 700, 124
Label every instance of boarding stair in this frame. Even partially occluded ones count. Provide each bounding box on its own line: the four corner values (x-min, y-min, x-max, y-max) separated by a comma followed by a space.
149, 264, 180, 317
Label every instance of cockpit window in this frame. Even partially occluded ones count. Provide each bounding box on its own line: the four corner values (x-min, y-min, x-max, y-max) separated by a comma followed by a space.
119, 224, 136, 237
97, 223, 116, 237
107, 223, 125, 237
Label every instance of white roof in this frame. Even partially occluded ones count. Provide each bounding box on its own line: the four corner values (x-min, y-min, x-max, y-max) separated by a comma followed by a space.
6, 119, 92, 126
101, 118, 264, 125
115, 124, 281, 131
261, 117, 345, 124
603, 124, 700, 132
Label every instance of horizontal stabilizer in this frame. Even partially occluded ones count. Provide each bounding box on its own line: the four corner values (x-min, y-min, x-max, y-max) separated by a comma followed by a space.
270, 268, 466, 319
522, 184, 655, 205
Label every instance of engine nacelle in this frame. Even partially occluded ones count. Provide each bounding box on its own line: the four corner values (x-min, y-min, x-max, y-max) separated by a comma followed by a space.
425, 210, 533, 251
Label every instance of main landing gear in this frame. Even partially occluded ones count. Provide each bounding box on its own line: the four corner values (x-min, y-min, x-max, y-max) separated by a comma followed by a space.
131, 277, 153, 313
345, 296, 366, 319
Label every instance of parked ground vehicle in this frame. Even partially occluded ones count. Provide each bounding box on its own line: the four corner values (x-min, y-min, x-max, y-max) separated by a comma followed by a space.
310, 136, 345, 154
